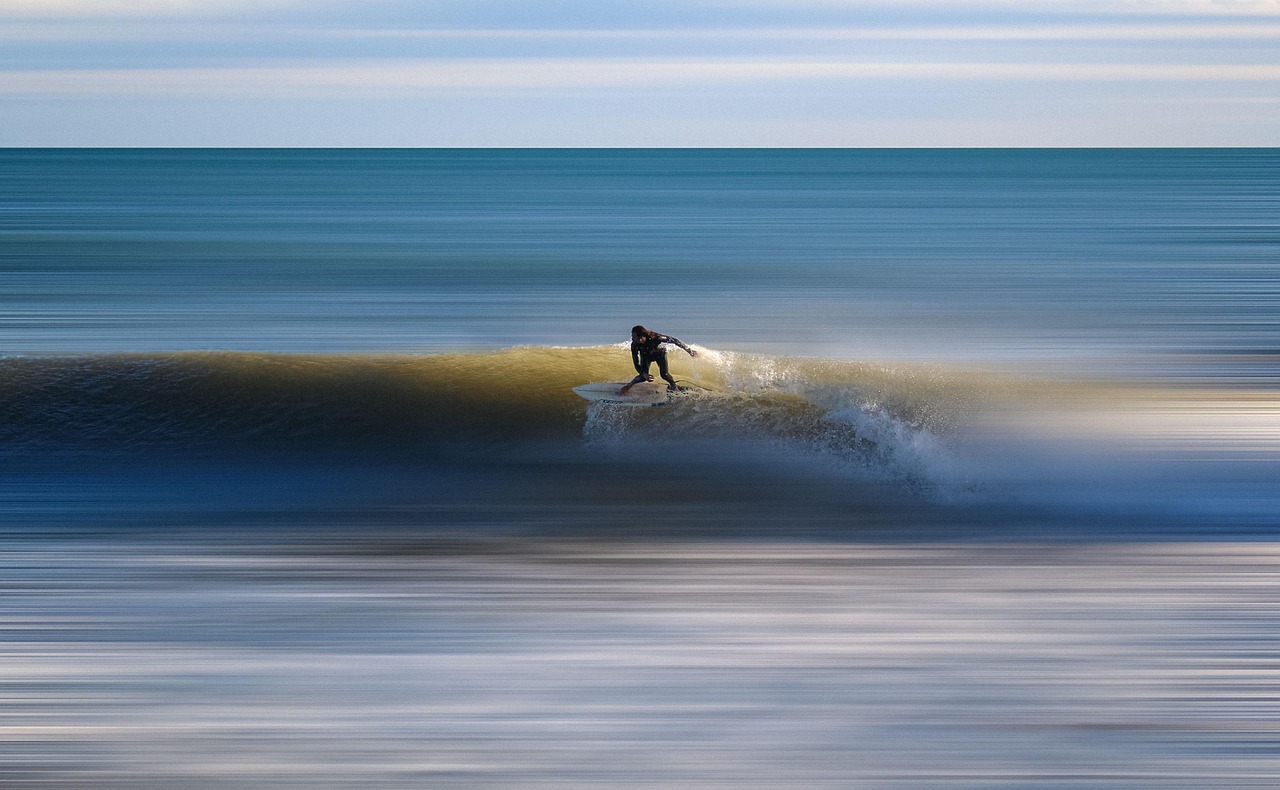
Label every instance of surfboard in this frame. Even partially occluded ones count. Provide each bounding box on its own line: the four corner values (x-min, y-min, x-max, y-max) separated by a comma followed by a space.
573, 381, 671, 407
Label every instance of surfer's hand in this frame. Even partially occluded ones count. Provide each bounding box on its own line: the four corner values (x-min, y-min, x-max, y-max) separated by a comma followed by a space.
646, 374, 655, 382
688, 349, 698, 358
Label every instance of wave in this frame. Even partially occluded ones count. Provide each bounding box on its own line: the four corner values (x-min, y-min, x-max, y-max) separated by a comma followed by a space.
4, 346, 1276, 531
0, 347, 979, 490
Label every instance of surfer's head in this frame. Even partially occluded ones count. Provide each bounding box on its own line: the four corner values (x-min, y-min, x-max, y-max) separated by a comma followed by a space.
631, 325, 650, 341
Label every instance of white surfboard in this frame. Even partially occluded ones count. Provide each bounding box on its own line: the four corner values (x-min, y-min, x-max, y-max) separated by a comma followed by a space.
572, 381, 671, 407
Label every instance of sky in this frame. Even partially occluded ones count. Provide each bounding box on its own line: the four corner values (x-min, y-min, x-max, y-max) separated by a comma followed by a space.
1, 0, 1278, 146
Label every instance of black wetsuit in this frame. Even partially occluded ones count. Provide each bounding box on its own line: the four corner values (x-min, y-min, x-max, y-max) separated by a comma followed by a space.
628, 334, 692, 391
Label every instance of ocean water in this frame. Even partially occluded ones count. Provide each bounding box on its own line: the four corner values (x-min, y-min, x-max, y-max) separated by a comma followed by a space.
3, 149, 1278, 368
2, 149, 1279, 787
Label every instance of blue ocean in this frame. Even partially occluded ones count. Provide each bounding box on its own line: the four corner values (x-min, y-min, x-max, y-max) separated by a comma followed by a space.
2, 149, 1279, 787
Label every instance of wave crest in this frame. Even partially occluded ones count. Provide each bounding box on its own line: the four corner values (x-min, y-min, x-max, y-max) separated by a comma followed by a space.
584, 348, 971, 493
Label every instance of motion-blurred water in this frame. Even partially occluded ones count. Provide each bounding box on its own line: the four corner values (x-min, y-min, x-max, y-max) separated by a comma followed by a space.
1, 149, 1278, 787
3, 149, 1277, 372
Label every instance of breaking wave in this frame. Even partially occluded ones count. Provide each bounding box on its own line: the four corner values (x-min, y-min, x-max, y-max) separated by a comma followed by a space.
0, 346, 978, 493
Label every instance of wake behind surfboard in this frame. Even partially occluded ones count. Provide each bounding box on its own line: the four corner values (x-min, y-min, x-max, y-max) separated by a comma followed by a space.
573, 381, 672, 407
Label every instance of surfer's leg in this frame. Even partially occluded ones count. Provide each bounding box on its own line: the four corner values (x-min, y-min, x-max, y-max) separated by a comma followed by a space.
620, 360, 654, 393
655, 352, 677, 390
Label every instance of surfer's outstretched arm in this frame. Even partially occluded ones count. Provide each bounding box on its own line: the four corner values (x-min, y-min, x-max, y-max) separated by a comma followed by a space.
661, 335, 698, 357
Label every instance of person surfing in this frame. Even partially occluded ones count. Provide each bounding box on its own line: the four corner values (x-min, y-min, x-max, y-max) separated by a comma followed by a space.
620, 325, 697, 395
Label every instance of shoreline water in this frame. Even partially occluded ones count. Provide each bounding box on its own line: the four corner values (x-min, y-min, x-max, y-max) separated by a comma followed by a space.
4, 533, 1278, 789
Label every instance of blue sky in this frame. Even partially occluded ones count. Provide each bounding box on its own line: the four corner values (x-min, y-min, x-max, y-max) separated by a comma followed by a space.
1, 0, 1278, 146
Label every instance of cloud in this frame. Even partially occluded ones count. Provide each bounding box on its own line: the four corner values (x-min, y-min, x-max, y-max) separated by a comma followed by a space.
714, 0, 1280, 12
0, 0, 304, 17
6, 19, 1279, 44
3, 58, 1278, 96
4, 0, 1278, 20
323, 22, 1280, 41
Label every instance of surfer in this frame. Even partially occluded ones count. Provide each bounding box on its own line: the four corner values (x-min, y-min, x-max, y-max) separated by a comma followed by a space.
620, 325, 697, 394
